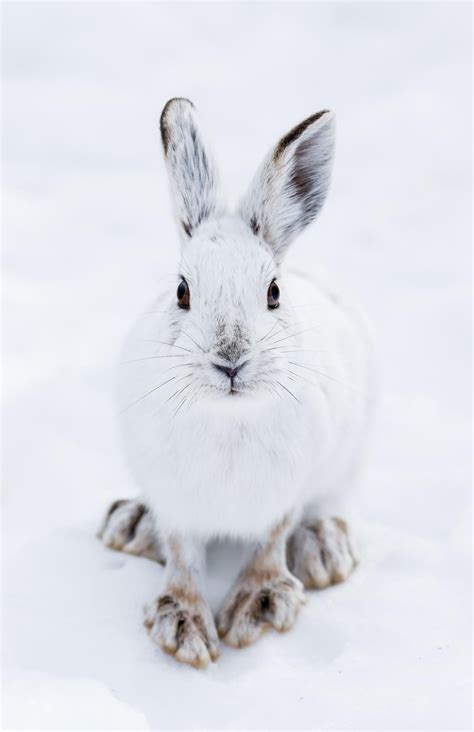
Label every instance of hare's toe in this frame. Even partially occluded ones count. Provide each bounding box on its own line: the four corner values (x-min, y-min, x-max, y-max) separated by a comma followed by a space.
145, 593, 219, 668
287, 517, 358, 589
216, 573, 306, 648
98, 498, 164, 563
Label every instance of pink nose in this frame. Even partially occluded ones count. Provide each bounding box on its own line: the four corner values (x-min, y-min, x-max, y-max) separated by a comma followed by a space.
213, 363, 242, 379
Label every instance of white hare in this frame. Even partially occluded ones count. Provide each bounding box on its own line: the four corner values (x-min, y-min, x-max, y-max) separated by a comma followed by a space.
98, 98, 374, 668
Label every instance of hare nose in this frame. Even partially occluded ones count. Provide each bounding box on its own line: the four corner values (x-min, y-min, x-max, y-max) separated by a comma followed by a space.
213, 363, 242, 379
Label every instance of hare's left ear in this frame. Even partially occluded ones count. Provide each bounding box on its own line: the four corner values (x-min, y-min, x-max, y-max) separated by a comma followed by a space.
240, 110, 335, 260
160, 98, 222, 239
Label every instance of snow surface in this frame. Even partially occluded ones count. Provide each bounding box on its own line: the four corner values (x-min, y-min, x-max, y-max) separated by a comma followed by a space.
2, 2, 472, 729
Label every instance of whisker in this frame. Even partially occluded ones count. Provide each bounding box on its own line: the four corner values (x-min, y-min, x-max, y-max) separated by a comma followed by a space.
257, 318, 282, 344
265, 346, 326, 355
273, 366, 314, 389
121, 354, 188, 364
180, 330, 206, 354
287, 368, 317, 387
265, 384, 283, 401
288, 361, 367, 397
172, 385, 194, 418
120, 375, 178, 414
263, 320, 322, 347
145, 340, 194, 353
163, 361, 199, 372
277, 349, 327, 355
260, 320, 302, 344
276, 380, 300, 404
269, 327, 318, 346
182, 383, 200, 414
166, 377, 194, 404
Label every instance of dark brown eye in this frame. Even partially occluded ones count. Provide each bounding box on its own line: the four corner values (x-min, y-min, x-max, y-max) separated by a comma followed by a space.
267, 280, 280, 309
177, 279, 190, 309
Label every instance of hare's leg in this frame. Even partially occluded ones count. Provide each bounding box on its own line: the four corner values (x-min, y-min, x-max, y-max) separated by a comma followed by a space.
287, 499, 359, 589
216, 513, 306, 648
97, 498, 165, 563
144, 535, 219, 668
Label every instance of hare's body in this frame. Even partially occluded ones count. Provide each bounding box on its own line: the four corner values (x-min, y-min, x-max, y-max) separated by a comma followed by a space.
99, 99, 375, 667
119, 238, 373, 540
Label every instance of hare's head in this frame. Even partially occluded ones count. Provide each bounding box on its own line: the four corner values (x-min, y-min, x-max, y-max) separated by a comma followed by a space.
159, 98, 335, 403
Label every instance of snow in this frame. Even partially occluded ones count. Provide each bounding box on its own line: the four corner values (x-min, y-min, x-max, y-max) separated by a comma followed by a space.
2, 2, 471, 729
4, 674, 148, 730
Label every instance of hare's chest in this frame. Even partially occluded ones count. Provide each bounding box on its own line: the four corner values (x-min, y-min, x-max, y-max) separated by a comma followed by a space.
147, 408, 314, 538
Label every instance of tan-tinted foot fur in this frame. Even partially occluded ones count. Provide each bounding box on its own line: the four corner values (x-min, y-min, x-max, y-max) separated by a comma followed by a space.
98, 498, 165, 563
217, 513, 306, 648
287, 517, 358, 589
145, 589, 219, 668
217, 571, 306, 648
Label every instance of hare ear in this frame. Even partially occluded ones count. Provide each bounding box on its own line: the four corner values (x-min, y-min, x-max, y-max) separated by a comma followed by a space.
240, 110, 335, 259
160, 98, 222, 239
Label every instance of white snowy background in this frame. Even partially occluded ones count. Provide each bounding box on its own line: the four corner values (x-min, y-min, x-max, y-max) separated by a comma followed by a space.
2, 2, 472, 729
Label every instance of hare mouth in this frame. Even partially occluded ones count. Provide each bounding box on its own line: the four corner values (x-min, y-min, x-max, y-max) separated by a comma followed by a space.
227, 381, 248, 397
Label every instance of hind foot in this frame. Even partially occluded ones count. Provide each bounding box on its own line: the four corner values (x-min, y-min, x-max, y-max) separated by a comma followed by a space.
145, 590, 219, 668
287, 517, 358, 589
216, 571, 306, 648
97, 498, 165, 563
216, 512, 306, 648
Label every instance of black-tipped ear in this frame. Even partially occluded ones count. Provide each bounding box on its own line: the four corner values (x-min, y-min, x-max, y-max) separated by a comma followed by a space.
240, 110, 335, 259
160, 98, 222, 239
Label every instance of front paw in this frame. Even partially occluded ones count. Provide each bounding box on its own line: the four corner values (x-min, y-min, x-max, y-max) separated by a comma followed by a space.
144, 590, 219, 669
97, 498, 165, 563
216, 572, 306, 648
287, 517, 359, 589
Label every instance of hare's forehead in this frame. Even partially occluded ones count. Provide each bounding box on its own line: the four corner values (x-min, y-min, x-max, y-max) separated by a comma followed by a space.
182, 235, 272, 284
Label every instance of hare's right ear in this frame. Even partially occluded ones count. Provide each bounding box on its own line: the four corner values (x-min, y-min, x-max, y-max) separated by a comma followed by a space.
160, 98, 222, 239
240, 110, 335, 260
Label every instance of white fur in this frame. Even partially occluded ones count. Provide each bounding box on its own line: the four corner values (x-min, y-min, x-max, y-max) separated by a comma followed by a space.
118, 100, 375, 543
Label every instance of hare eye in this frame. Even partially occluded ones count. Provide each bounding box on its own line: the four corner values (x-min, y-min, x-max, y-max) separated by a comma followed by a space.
177, 279, 190, 309
267, 280, 280, 309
